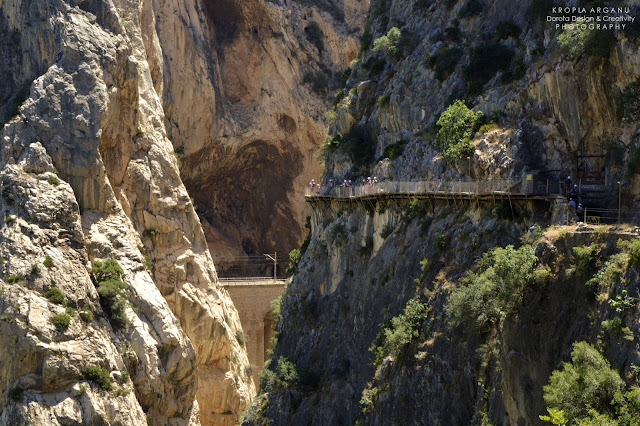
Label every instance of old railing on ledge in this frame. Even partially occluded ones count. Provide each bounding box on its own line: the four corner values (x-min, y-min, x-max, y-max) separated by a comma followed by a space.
218, 277, 289, 287
305, 178, 566, 200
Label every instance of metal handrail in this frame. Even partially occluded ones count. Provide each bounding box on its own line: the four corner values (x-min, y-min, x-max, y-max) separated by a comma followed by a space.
218, 277, 287, 282
219, 278, 289, 287
303, 178, 558, 198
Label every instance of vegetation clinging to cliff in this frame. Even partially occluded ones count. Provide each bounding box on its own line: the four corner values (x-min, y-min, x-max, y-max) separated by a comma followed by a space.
435, 100, 482, 163
542, 341, 640, 424
304, 21, 324, 53
83, 365, 113, 391
463, 41, 514, 94
446, 244, 537, 329
372, 27, 401, 57
369, 297, 430, 366
620, 78, 640, 124
557, 18, 616, 59
92, 259, 129, 329
428, 47, 463, 81
286, 249, 302, 274
259, 356, 298, 393
51, 313, 71, 331
45, 287, 66, 306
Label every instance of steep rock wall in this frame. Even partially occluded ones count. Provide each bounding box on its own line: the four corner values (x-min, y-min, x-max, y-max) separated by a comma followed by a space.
246, 0, 640, 424
247, 201, 640, 424
150, 0, 368, 268
0, 0, 253, 424
325, 0, 640, 198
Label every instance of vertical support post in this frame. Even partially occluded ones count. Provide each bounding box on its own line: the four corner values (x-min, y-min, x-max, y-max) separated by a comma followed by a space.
618, 181, 622, 224
264, 253, 277, 280
584, 207, 587, 224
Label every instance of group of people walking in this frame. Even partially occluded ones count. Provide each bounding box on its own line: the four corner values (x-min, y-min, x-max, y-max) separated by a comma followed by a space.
309, 177, 380, 194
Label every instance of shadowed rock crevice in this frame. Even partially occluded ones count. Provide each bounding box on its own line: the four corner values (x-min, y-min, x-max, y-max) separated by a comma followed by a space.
151, 0, 366, 271
182, 139, 304, 261
201, 0, 270, 47
0, 9, 44, 128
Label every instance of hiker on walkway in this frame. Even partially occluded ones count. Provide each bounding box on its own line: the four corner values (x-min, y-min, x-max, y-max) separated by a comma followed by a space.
568, 198, 577, 224
565, 175, 572, 196
570, 184, 578, 199
576, 203, 584, 220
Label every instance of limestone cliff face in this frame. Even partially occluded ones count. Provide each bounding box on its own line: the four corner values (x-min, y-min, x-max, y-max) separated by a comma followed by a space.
247, 201, 640, 425
325, 0, 640, 195
1, 0, 253, 424
149, 0, 367, 268
245, 0, 640, 424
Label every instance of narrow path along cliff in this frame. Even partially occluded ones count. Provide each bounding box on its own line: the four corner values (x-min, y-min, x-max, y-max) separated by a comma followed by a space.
241, 0, 640, 424
5, 0, 640, 425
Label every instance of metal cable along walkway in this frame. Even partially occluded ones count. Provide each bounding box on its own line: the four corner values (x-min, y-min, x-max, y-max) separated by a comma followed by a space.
218, 277, 288, 287
305, 178, 565, 202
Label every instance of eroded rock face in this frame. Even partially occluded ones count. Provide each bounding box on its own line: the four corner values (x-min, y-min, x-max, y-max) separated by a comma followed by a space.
244, 0, 640, 424
150, 0, 367, 268
1, 0, 253, 424
324, 0, 640, 193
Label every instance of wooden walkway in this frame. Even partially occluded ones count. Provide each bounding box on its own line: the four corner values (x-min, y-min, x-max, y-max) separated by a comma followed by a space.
305, 179, 565, 203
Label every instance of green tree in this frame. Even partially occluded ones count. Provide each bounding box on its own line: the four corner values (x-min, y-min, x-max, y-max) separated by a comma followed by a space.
370, 297, 429, 365
436, 100, 482, 163
572, 244, 598, 278
539, 407, 568, 425
463, 41, 514, 92
447, 245, 537, 329
620, 238, 640, 267
430, 47, 463, 81
372, 27, 402, 57
557, 19, 592, 56
558, 18, 616, 58
51, 313, 71, 331
543, 341, 624, 422
276, 357, 298, 387
92, 259, 129, 329
45, 287, 67, 306
286, 249, 302, 274
616, 386, 640, 424
304, 21, 324, 52
258, 356, 298, 393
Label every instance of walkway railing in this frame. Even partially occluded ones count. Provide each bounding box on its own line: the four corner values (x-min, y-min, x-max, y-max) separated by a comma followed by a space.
576, 207, 640, 226
219, 277, 288, 286
305, 178, 565, 198
213, 253, 288, 280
